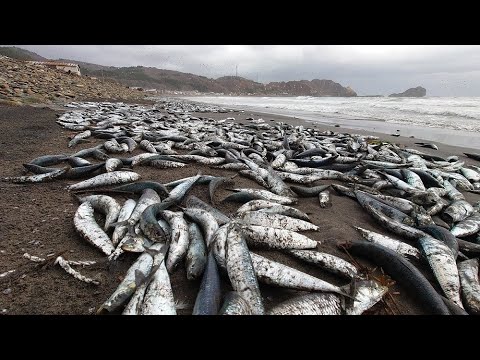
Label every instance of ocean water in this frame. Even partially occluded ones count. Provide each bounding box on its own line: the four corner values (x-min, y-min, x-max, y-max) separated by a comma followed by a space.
181, 95, 480, 149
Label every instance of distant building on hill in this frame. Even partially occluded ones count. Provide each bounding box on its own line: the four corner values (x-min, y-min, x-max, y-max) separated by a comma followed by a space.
27, 61, 81, 76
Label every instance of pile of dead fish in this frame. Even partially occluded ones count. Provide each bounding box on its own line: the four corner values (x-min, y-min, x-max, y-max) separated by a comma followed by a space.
3, 98, 480, 315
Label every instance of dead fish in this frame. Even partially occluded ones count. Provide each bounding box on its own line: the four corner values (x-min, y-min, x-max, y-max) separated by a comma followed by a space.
345, 280, 389, 315
418, 235, 463, 309
211, 224, 229, 270
442, 200, 474, 224
458, 258, 480, 315
290, 184, 331, 198
112, 199, 136, 246
318, 190, 332, 208
239, 169, 269, 188
68, 156, 92, 167
450, 213, 480, 238
68, 130, 92, 148
98, 246, 157, 313
192, 251, 222, 315
105, 158, 124, 172
287, 250, 359, 280
354, 226, 421, 260
463, 152, 480, 161
185, 195, 230, 225
127, 188, 162, 227
225, 224, 265, 315
139, 139, 158, 154
122, 270, 150, 315
236, 211, 318, 232
267, 293, 342, 315
66, 171, 140, 191
103, 181, 169, 198
250, 252, 347, 296
182, 207, 219, 247
414, 142, 438, 150
343, 241, 449, 315
163, 173, 201, 204
73, 202, 115, 256
185, 223, 207, 280
29, 154, 70, 167
161, 210, 190, 273
2, 167, 68, 183
76, 194, 121, 231
236, 199, 310, 222
239, 224, 317, 250
141, 245, 176, 315
219, 292, 252, 315
230, 188, 297, 205
363, 203, 427, 240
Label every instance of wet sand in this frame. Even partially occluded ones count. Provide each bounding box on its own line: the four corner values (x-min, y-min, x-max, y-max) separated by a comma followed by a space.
185, 100, 480, 150
0, 103, 479, 315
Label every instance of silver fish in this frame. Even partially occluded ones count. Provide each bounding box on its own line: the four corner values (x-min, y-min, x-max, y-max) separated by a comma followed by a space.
225, 224, 265, 315
458, 258, 480, 315
77, 194, 121, 231
354, 226, 421, 260
66, 171, 140, 191
288, 250, 360, 280
236, 211, 318, 232
418, 235, 463, 308
73, 202, 115, 256
250, 252, 346, 295
185, 222, 207, 280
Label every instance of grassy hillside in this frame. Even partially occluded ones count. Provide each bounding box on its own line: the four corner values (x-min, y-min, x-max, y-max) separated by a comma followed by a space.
0, 47, 46, 61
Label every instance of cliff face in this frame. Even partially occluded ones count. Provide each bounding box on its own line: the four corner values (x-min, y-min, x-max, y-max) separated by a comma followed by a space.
265, 79, 357, 97
389, 86, 426, 97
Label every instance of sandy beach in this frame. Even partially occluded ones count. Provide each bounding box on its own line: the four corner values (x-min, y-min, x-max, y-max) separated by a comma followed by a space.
1, 102, 479, 315
182, 99, 480, 151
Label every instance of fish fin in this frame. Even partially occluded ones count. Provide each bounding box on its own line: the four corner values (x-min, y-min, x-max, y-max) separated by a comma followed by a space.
143, 247, 160, 258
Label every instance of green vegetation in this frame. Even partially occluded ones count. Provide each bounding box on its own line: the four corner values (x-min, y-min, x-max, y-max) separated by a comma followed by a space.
0, 47, 46, 61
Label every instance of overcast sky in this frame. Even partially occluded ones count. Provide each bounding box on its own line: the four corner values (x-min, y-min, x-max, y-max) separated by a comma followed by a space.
14, 45, 480, 96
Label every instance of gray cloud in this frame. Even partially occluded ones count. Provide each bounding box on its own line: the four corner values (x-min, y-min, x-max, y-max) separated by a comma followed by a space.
14, 45, 480, 96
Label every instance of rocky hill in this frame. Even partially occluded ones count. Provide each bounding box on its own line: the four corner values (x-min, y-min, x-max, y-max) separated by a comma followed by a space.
0, 46, 358, 97
389, 86, 426, 97
0, 46, 47, 61
0, 56, 149, 106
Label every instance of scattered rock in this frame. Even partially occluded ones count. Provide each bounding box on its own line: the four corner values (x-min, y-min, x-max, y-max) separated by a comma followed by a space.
0, 56, 147, 106
3, 288, 12, 295
389, 86, 426, 97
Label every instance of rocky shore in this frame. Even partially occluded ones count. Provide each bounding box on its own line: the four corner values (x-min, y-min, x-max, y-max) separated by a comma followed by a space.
0, 55, 150, 106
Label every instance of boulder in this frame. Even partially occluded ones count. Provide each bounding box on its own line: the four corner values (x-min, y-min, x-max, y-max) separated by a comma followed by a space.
389, 86, 426, 97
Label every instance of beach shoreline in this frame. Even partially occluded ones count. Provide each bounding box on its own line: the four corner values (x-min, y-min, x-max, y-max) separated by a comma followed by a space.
180, 97, 480, 150
0, 101, 479, 315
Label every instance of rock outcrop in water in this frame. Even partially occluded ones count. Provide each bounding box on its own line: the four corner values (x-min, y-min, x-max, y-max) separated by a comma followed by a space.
389, 86, 426, 97
265, 79, 357, 97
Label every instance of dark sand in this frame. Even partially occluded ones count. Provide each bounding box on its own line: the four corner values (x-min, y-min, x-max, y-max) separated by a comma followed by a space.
0, 103, 479, 315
